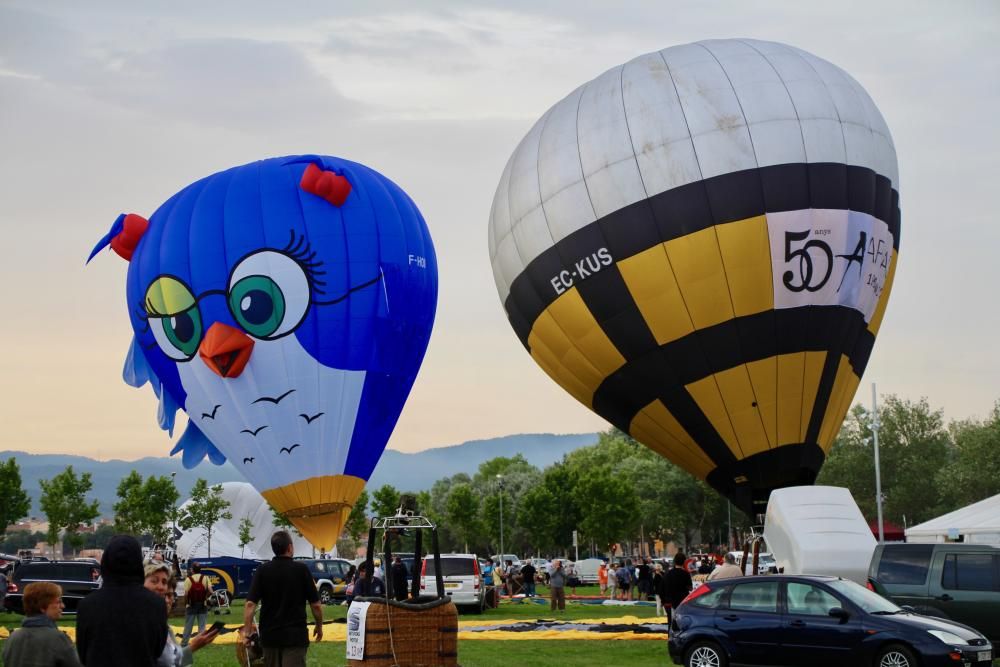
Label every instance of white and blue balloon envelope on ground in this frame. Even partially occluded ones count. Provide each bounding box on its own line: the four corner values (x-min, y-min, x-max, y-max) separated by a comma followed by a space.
92, 155, 437, 549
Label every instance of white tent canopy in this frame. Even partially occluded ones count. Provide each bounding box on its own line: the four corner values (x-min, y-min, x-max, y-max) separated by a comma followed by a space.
905, 493, 1000, 546
175, 482, 319, 560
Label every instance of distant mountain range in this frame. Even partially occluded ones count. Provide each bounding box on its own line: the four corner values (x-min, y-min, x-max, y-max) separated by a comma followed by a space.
1, 432, 598, 518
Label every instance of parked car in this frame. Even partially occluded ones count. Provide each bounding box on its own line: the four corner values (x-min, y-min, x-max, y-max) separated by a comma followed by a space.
668, 574, 993, 667
4, 560, 101, 614
490, 554, 521, 568
300, 558, 354, 604
420, 554, 485, 612
868, 543, 1000, 641
570, 558, 605, 585
188, 556, 263, 603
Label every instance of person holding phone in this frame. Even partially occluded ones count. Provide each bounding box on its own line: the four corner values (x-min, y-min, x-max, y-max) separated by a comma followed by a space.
144, 562, 219, 666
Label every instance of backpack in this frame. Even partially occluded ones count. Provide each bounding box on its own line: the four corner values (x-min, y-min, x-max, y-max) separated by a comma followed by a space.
187, 574, 208, 605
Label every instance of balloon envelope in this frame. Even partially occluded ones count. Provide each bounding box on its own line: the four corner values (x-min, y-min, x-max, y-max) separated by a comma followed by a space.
101, 155, 437, 548
488, 39, 899, 515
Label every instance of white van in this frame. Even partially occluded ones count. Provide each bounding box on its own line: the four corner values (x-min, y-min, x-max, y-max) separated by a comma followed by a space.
569, 558, 605, 584
420, 554, 485, 611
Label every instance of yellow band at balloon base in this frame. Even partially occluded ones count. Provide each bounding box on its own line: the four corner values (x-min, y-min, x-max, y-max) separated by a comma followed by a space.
261, 474, 366, 551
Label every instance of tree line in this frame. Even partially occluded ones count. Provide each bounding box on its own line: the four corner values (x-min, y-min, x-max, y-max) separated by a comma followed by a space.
358, 395, 1000, 558
3, 394, 999, 559
0, 462, 235, 558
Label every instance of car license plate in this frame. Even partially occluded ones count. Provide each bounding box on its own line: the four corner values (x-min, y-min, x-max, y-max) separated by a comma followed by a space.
977, 650, 991, 661
445, 582, 459, 589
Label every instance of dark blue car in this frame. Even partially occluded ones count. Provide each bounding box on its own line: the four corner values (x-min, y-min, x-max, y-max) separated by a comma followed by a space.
668, 574, 993, 667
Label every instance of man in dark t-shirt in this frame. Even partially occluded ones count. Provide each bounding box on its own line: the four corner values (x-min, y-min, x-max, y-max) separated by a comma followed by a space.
242, 531, 322, 667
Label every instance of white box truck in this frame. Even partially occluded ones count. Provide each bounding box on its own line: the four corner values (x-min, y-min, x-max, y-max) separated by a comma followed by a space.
762, 485, 876, 585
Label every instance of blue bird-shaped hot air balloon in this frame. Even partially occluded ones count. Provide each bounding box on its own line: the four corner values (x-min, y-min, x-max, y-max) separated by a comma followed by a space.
91, 156, 437, 548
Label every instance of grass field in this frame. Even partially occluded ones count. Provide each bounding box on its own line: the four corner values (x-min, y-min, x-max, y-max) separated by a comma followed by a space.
0, 591, 678, 666
4, 592, 998, 666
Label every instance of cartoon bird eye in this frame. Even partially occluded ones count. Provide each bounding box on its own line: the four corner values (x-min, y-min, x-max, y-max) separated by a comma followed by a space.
145, 277, 203, 360
228, 251, 310, 340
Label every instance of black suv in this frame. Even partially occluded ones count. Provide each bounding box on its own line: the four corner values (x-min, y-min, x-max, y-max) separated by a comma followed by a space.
4, 560, 102, 614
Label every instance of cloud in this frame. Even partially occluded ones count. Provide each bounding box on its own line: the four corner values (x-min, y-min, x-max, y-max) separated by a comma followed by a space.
0, 6, 362, 130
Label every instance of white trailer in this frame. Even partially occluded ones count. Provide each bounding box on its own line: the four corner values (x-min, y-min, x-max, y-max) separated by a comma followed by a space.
763, 486, 876, 585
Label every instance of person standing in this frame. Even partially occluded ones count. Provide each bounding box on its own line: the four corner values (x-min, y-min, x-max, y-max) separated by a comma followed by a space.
181, 562, 213, 647
606, 563, 618, 600
353, 562, 385, 597
242, 531, 323, 667
616, 559, 632, 601
548, 560, 566, 612
2, 581, 82, 667
390, 556, 408, 602
664, 553, 693, 625
76, 534, 167, 666
707, 553, 744, 581
652, 564, 667, 617
597, 562, 608, 597
504, 560, 517, 597
0, 566, 8, 611
637, 558, 652, 601
519, 561, 536, 597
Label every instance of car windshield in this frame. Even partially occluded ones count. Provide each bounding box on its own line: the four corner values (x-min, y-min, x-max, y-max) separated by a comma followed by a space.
424, 558, 475, 577
826, 579, 902, 614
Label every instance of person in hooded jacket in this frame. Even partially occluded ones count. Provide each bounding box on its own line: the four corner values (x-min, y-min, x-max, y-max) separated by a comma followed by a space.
76, 534, 167, 666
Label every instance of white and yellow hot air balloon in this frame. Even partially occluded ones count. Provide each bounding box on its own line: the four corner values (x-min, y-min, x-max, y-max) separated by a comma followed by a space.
488, 39, 899, 515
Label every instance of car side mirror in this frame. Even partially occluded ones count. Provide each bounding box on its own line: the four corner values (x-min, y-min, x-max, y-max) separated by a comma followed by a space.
828, 607, 850, 622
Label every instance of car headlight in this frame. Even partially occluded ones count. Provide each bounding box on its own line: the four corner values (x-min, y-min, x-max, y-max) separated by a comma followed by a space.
927, 630, 968, 645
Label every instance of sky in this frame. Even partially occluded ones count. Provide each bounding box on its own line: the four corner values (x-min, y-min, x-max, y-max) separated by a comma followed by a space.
0, 1, 997, 461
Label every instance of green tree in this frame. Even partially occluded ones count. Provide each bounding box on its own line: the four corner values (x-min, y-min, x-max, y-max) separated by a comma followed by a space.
113, 470, 145, 535
113, 471, 179, 545
819, 396, 951, 526
39, 466, 100, 557
0, 458, 31, 535
177, 479, 232, 557
445, 483, 480, 552
370, 485, 401, 519
937, 404, 1000, 510
572, 470, 638, 553
144, 475, 181, 545
238, 515, 254, 558
345, 489, 371, 544
0, 530, 46, 553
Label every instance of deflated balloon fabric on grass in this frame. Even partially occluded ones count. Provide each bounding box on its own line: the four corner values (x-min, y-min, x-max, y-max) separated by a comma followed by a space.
0, 617, 667, 645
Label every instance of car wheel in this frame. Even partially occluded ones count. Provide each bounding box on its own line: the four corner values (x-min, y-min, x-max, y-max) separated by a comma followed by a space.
876, 644, 918, 667
684, 640, 728, 667
319, 585, 333, 605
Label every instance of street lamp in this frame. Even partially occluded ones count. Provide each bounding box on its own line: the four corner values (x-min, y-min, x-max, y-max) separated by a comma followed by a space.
496, 474, 505, 560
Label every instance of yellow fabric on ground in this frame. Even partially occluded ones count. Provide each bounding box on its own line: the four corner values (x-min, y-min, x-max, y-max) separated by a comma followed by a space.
0, 617, 667, 646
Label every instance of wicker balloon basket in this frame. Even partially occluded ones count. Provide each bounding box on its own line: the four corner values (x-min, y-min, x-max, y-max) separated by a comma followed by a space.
347, 596, 458, 667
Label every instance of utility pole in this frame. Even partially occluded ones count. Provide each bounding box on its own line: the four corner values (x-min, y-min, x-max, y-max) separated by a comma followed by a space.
496, 475, 504, 559
872, 383, 885, 543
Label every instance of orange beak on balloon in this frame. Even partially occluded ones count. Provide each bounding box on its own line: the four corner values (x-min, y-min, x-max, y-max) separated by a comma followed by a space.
199, 323, 254, 378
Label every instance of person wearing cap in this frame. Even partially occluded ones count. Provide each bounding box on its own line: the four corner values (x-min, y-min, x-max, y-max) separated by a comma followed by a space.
77, 534, 168, 666
144, 562, 218, 667
2, 581, 82, 667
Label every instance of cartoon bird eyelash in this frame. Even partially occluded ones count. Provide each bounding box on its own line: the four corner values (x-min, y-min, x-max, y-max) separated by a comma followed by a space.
283, 229, 328, 295
134, 304, 151, 333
